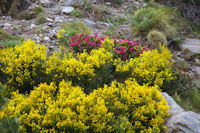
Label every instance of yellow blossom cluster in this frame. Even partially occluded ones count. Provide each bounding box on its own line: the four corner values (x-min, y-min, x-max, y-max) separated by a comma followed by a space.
0, 41, 113, 93
0, 79, 169, 132
114, 45, 173, 87
101, 37, 115, 51
0, 40, 47, 93
56, 29, 65, 39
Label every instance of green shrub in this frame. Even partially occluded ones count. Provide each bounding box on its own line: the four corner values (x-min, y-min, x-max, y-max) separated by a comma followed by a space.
0, 117, 21, 133
131, 7, 177, 38
61, 21, 91, 35
36, 13, 47, 24
58, 21, 91, 46
0, 84, 7, 109
147, 30, 167, 48
0, 29, 23, 48
32, 6, 44, 15
174, 60, 190, 71
70, 8, 83, 18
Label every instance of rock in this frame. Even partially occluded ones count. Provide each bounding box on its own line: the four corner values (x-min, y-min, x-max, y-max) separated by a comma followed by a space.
40, 0, 55, 7
30, 24, 36, 29
105, 2, 112, 6
193, 66, 200, 78
96, 22, 113, 29
182, 38, 200, 54
3, 23, 12, 29
0, 0, 31, 17
84, 19, 96, 28
44, 36, 50, 41
162, 92, 184, 115
61, 6, 74, 14
63, 0, 74, 6
162, 92, 200, 133
165, 111, 200, 133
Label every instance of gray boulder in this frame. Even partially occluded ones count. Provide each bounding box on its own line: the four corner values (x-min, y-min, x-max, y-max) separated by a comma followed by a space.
181, 38, 200, 55
162, 92, 200, 133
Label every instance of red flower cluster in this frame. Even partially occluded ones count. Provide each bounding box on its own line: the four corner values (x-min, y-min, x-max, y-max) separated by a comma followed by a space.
69, 33, 148, 60
114, 40, 147, 60
0, 46, 4, 49
70, 33, 106, 53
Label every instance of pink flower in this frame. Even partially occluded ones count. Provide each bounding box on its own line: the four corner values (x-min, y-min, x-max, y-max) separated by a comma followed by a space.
98, 44, 102, 48
129, 48, 134, 52
132, 42, 138, 45
118, 46, 125, 50
0, 46, 4, 49
94, 34, 98, 37
123, 54, 127, 58
70, 36, 75, 40
119, 50, 126, 54
144, 42, 148, 45
70, 43, 79, 47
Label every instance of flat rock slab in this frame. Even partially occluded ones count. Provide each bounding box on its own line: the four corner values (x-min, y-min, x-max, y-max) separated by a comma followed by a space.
182, 38, 200, 54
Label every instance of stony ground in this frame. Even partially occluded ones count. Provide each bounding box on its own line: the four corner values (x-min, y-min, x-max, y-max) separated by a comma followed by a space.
0, 0, 146, 48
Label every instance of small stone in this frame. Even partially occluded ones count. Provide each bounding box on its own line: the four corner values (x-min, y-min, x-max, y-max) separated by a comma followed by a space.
84, 19, 96, 28
30, 24, 36, 29
63, 0, 74, 6
3, 23, 12, 29
61, 6, 74, 14
105, 2, 111, 6
40, 0, 55, 7
46, 18, 53, 22
193, 66, 200, 78
6, 16, 13, 21
44, 36, 50, 41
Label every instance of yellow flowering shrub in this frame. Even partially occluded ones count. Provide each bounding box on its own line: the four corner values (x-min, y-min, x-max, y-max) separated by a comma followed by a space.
1, 79, 169, 132
45, 48, 113, 90
0, 41, 114, 93
115, 46, 173, 87
0, 40, 47, 94
57, 29, 65, 39
101, 37, 115, 52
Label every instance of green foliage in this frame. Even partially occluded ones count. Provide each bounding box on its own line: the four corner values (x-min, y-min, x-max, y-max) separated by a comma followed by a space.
0, 117, 21, 133
0, 84, 7, 109
111, 0, 123, 6
36, 13, 47, 24
131, 7, 177, 38
0, 29, 23, 48
147, 30, 167, 48
174, 60, 190, 71
32, 6, 44, 15
58, 21, 91, 46
19, 11, 36, 20
62, 21, 91, 35
0, 29, 10, 40
172, 36, 183, 50
70, 8, 83, 18
7, 0, 19, 18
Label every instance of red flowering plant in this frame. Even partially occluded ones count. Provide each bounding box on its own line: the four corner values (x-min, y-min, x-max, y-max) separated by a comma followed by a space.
69, 33, 148, 60
0, 46, 4, 49
114, 40, 147, 60
70, 33, 106, 54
